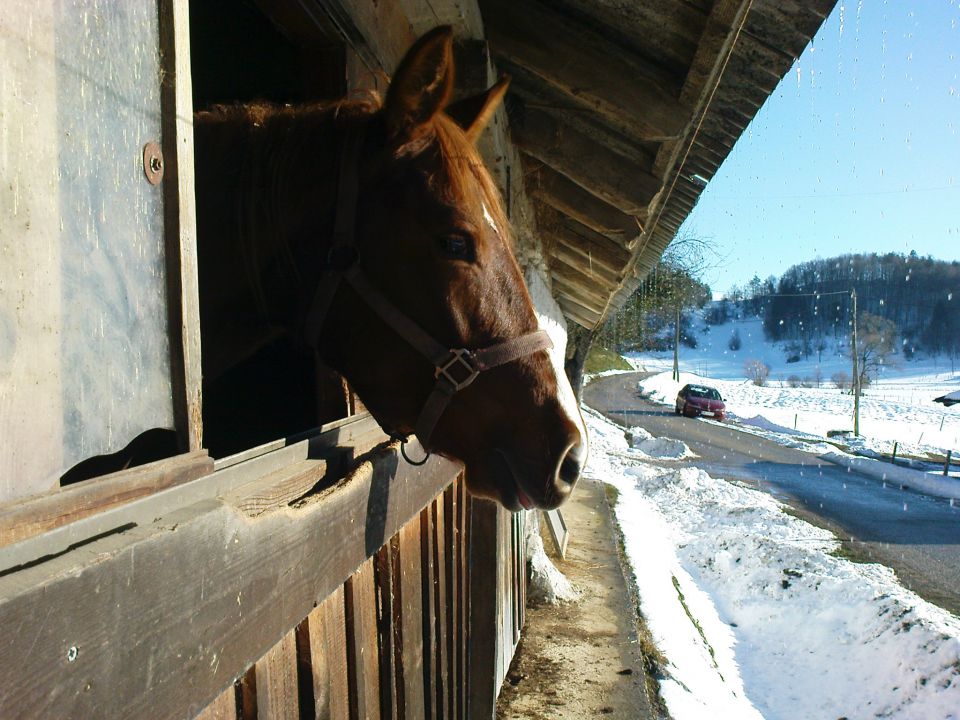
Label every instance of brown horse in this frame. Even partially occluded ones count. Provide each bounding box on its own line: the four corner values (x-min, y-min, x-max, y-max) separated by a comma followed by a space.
194, 27, 585, 510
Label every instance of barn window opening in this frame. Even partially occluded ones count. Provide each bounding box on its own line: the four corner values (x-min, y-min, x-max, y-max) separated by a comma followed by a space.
190, 0, 348, 458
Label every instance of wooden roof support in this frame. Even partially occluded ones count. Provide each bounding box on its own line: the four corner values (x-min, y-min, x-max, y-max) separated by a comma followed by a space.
653, 0, 753, 178
525, 158, 640, 243
550, 255, 613, 294
535, 202, 633, 254
548, 241, 622, 285
549, 270, 611, 309
549, 238, 623, 286
557, 296, 602, 329
550, 235, 630, 285
511, 104, 662, 215
479, 0, 689, 141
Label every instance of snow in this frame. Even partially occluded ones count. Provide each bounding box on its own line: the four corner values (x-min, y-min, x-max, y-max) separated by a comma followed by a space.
583, 407, 960, 719
628, 313, 960, 466
574, 311, 960, 716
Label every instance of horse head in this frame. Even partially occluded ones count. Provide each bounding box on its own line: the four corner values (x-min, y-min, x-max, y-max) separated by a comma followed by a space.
319, 27, 586, 510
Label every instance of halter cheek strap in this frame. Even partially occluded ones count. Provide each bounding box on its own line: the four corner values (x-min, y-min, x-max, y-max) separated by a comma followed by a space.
303, 125, 553, 456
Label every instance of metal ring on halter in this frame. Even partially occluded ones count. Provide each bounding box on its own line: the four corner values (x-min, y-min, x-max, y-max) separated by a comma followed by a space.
392, 433, 430, 466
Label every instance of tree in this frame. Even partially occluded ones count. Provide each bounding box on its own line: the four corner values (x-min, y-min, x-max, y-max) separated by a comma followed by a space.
831, 370, 850, 391
923, 299, 958, 355
745, 359, 770, 386
728, 328, 742, 351
855, 312, 898, 385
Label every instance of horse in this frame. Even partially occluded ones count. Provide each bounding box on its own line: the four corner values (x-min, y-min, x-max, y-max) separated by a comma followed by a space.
193, 26, 585, 511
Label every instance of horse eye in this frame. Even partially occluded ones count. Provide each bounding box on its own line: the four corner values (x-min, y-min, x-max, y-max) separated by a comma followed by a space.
438, 234, 474, 261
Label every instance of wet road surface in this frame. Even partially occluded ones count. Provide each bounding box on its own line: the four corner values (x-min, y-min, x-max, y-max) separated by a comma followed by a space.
584, 372, 960, 616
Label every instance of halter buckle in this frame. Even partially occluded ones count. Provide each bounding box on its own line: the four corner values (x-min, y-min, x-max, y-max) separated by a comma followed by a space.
436, 349, 480, 391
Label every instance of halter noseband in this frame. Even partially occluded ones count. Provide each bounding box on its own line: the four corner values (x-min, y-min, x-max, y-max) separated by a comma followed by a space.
303, 124, 553, 459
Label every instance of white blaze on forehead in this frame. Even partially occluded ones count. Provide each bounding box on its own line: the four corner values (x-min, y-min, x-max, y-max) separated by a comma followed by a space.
481, 202, 501, 238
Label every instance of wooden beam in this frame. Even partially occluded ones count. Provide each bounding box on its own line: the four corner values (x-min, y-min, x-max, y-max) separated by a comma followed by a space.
535, 201, 632, 253
549, 258, 614, 299
480, 0, 689, 141
537, 213, 631, 278
654, 0, 753, 178
557, 296, 602, 327
548, 237, 622, 283
503, 64, 659, 167
511, 104, 662, 215
524, 158, 640, 242
0, 451, 213, 548
550, 276, 609, 315
0, 442, 461, 720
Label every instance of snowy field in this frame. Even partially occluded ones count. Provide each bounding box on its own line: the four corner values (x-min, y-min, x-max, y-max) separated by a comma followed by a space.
583, 407, 960, 719
625, 316, 960, 462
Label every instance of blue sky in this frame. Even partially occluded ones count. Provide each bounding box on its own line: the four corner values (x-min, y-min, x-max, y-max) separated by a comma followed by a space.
679, 0, 960, 295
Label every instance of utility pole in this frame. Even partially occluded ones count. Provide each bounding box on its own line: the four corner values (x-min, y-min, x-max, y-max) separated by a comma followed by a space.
673, 304, 681, 382
851, 288, 860, 436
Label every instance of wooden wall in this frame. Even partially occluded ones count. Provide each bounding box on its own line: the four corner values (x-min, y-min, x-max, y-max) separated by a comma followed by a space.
0, 414, 526, 719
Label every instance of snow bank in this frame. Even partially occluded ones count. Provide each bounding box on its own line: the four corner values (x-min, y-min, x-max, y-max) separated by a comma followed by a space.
821, 451, 960, 500
524, 511, 578, 605
626, 426, 694, 459
584, 407, 960, 720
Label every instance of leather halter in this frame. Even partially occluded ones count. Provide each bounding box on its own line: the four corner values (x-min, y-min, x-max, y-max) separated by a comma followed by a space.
303, 124, 553, 457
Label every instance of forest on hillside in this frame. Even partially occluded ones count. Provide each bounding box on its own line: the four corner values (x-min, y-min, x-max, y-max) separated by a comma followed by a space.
760, 252, 960, 357
599, 251, 959, 359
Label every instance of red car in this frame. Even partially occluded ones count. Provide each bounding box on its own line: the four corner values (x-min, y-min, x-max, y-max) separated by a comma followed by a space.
675, 384, 726, 419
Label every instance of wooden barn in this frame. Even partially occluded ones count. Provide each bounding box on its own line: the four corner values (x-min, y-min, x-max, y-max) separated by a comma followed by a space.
0, 0, 836, 717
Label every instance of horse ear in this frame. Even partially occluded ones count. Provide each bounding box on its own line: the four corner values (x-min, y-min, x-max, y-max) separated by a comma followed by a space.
445, 76, 510, 145
385, 26, 455, 140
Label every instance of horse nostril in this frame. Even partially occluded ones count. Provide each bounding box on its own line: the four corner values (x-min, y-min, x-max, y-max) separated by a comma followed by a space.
558, 441, 585, 486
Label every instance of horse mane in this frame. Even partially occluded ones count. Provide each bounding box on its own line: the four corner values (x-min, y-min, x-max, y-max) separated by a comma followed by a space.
195, 95, 512, 329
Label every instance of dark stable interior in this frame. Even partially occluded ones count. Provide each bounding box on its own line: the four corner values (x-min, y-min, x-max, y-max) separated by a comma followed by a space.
190, 0, 345, 458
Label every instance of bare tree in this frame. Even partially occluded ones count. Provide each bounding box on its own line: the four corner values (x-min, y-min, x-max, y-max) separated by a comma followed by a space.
854, 312, 898, 385
745, 359, 770, 386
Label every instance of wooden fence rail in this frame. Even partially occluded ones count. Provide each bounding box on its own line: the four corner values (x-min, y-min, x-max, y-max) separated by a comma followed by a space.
0, 415, 525, 719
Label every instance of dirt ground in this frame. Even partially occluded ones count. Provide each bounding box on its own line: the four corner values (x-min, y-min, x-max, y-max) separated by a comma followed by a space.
496, 476, 663, 719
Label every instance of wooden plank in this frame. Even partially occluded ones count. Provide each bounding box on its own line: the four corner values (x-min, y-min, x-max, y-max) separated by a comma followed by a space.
419, 507, 438, 720
480, 0, 688, 140
511, 104, 662, 215
398, 519, 426, 719
224, 459, 328, 517
0, 447, 458, 720
0, 413, 384, 570
458, 484, 471, 720
549, 240, 623, 285
549, 263, 617, 304
194, 686, 237, 720
432, 497, 449, 719
158, 0, 204, 453
557, 301, 601, 330
255, 631, 301, 720
374, 543, 399, 720
306, 586, 350, 720
526, 159, 639, 240
0, 451, 212, 548
543, 509, 570, 559
467, 499, 500, 717
345, 559, 380, 720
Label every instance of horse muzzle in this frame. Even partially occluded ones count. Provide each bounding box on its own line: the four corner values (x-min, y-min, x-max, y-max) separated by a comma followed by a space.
495, 432, 585, 511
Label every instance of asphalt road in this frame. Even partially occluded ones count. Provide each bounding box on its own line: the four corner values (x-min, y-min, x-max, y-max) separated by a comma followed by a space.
584, 371, 960, 616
